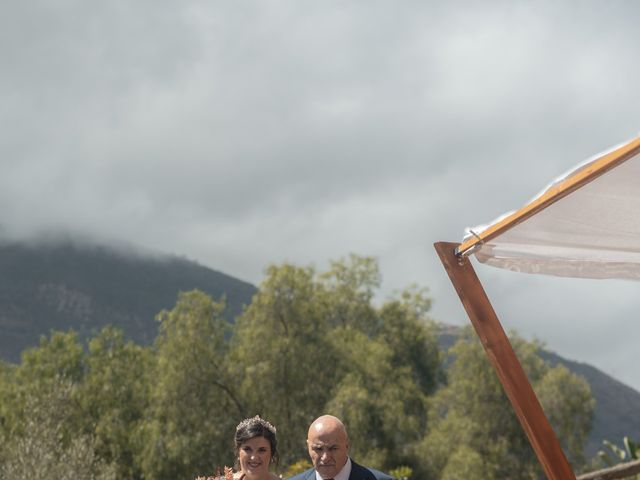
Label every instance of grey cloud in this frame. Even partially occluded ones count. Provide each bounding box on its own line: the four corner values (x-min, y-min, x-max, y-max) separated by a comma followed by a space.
3, 0, 640, 387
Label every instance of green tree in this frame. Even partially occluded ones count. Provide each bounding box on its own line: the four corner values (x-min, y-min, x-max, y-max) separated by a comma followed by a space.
536, 363, 594, 466
325, 326, 429, 470
81, 326, 153, 479
325, 283, 440, 471
378, 285, 442, 395
416, 328, 594, 479
0, 376, 116, 479
0, 360, 16, 442
18, 330, 85, 384
139, 290, 238, 479
0, 255, 451, 477
230, 256, 443, 472
3, 331, 86, 440
231, 263, 337, 467
319, 254, 381, 332
440, 445, 493, 480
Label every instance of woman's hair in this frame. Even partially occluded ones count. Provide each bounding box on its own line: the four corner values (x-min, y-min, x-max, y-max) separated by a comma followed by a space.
234, 415, 279, 467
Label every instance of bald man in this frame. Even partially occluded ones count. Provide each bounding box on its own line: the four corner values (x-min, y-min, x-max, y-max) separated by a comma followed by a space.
288, 415, 395, 480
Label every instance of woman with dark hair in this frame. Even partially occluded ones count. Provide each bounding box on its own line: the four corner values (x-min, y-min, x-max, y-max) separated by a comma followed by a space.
233, 415, 280, 480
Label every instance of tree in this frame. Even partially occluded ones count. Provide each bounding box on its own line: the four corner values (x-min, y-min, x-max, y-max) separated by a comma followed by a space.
377, 284, 442, 395
536, 363, 594, 466
230, 263, 338, 467
0, 360, 16, 443
81, 326, 153, 479
325, 282, 441, 471
4, 331, 86, 441
440, 445, 493, 480
415, 328, 594, 479
230, 256, 443, 472
325, 326, 429, 470
318, 254, 381, 332
0, 375, 116, 479
139, 290, 238, 480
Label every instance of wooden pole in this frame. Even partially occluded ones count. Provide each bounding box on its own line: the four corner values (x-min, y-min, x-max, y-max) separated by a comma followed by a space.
577, 459, 640, 480
435, 241, 576, 480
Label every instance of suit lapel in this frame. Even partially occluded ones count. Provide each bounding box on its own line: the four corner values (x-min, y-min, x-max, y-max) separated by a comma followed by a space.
348, 461, 373, 480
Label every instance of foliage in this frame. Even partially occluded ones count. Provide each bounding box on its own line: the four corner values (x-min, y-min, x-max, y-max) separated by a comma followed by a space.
440, 445, 491, 480
592, 436, 640, 480
415, 327, 594, 479
139, 290, 239, 479
81, 326, 152, 478
230, 263, 337, 467
388, 465, 413, 480
536, 363, 595, 465
281, 459, 313, 478
4, 331, 86, 440
0, 255, 598, 480
325, 326, 429, 469
0, 377, 117, 480
598, 436, 639, 465
230, 255, 441, 471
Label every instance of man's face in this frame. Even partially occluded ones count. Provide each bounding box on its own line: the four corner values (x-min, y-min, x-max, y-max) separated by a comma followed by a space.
307, 426, 349, 479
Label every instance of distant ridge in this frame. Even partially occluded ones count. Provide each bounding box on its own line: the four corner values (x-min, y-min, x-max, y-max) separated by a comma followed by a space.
0, 240, 257, 362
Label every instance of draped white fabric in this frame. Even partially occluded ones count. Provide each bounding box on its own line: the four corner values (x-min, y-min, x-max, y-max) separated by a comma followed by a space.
464, 142, 640, 279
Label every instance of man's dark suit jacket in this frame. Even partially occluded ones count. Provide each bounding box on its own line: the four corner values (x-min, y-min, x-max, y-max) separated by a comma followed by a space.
288, 459, 395, 480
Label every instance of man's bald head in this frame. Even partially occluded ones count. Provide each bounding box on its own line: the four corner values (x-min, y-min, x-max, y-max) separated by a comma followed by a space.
306, 415, 350, 479
308, 415, 348, 441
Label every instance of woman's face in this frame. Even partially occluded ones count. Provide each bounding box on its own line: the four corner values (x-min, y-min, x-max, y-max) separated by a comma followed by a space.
238, 435, 272, 478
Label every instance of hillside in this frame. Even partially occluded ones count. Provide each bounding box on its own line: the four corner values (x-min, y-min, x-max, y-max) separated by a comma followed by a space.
0, 240, 257, 362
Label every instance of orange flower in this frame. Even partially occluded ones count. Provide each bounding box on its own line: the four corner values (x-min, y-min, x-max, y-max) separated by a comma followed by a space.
225, 466, 234, 480
195, 466, 235, 480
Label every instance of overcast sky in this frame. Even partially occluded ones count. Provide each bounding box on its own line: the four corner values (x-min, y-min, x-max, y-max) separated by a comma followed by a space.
3, 1, 640, 389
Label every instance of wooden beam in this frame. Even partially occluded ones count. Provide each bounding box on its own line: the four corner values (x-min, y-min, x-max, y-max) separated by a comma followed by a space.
456, 135, 640, 256
577, 459, 640, 480
435, 241, 576, 480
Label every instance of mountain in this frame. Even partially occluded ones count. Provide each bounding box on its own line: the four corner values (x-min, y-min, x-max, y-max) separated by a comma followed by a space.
438, 325, 640, 457
0, 240, 257, 362
0, 240, 637, 459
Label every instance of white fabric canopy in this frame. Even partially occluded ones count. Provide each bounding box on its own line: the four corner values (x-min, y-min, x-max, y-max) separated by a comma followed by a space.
463, 137, 640, 279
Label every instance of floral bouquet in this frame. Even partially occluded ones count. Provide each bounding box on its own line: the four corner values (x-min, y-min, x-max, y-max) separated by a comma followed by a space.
196, 465, 236, 480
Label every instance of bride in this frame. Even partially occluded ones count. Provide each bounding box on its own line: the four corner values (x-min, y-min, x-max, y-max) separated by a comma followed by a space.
197, 415, 280, 480
232, 415, 280, 480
